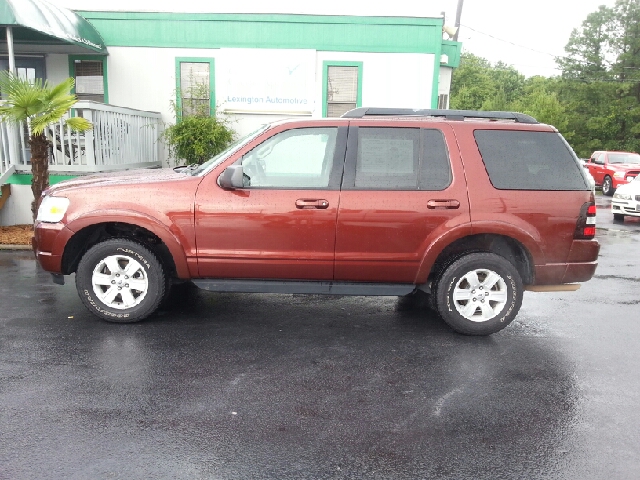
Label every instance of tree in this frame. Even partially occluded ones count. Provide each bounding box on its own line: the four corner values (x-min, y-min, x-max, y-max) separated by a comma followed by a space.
0, 73, 92, 219
556, 0, 640, 156
450, 52, 524, 110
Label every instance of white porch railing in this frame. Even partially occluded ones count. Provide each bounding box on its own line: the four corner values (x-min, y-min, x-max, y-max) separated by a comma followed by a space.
1, 101, 164, 179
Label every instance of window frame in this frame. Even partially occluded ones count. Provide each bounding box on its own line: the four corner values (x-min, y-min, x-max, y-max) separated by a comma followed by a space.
237, 126, 348, 191
68, 55, 108, 103
175, 57, 215, 121
342, 126, 452, 191
322, 61, 363, 118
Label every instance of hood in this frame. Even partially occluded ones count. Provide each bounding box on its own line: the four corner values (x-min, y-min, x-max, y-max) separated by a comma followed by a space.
46, 168, 196, 196
609, 163, 640, 171
616, 179, 640, 195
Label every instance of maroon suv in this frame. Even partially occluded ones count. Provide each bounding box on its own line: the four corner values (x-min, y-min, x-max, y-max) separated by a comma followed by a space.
32, 108, 599, 335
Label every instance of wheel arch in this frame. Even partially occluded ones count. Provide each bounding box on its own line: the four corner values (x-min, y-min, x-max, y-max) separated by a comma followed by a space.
62, 214, 189, 279
417, 232, 536, 287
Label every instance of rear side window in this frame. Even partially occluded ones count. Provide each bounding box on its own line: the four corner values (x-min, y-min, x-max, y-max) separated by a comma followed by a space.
474, 130, 588, 190
353, 127, 451, 190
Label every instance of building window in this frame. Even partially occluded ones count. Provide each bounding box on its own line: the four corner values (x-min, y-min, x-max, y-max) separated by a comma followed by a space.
323, 61, 362, 118
68, 56, 108, 103
175, 58, 215, 119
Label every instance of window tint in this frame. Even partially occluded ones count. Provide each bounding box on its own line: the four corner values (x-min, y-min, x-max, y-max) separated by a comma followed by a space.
241, 127, 338, 188
474, 130, 588, 190
354, 127, 451, 190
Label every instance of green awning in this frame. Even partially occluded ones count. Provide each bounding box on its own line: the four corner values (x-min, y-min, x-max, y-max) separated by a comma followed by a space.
0, 0, 106, 53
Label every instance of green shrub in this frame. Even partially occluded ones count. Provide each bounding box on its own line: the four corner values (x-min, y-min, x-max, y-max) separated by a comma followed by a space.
163, 79, 236, 165
163, 114, 235, 165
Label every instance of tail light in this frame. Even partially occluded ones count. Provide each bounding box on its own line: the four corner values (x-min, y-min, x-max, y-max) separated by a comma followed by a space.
574, 200, 596, 239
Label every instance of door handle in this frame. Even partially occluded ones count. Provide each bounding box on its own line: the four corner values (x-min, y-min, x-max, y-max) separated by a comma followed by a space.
296, 199, 330, 209
427, 199, 460, 209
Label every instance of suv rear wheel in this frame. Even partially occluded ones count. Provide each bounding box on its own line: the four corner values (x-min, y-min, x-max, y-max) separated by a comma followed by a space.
434, 253, 523, 336
75, 239, 166, 323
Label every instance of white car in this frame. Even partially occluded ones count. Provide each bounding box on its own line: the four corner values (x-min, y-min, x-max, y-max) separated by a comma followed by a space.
612, 175, 640, 221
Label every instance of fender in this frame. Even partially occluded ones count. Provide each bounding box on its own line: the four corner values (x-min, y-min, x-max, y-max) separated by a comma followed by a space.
65, 209, 192, 278
414, 220, 544, 284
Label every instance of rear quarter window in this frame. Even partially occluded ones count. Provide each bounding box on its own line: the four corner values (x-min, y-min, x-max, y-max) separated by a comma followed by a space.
474, 130, 588, 190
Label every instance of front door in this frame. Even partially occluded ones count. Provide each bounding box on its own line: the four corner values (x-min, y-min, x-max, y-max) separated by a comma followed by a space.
194, 125, 348, 280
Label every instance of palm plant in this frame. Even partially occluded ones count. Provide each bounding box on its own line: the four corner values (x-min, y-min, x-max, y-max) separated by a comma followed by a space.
0, 72, 92, 219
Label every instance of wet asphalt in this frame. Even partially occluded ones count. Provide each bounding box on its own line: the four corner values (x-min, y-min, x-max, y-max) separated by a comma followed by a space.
1, 197, 639, 479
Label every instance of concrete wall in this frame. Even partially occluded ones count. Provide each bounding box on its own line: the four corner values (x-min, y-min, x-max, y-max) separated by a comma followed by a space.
102, 47, 436, 137
0, 185, 34, 226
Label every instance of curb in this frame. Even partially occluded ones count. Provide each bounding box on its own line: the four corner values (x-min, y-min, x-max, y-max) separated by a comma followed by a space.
0, 244, 32, 250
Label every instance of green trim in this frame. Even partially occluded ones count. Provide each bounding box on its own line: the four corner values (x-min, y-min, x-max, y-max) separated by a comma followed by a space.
441, 41, 462, 67
68, 55, 109, 104
431, 37, 443, 109
322, 61, 363, 118
78, 12, 443, 26
174, 57, 216, 121
6, 174, 76, 185
75, 12, 445, 54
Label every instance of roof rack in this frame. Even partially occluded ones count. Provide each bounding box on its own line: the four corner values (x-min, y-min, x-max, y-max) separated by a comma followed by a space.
341, 107, 539, 124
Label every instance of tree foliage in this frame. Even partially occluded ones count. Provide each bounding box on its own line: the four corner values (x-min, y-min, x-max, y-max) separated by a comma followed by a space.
163, 79, 236, 165
0, 72, 92, 219
450, 0, 640, 158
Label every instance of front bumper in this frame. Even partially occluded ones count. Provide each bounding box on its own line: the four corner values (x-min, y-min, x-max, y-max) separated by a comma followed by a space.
611, 199, 640, 217
32, 221, 74, 273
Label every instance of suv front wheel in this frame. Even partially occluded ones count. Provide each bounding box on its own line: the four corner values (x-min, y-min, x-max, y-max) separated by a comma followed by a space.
75, 239, 166, 323
602, 176, 614, 196
434, 253, 523, 335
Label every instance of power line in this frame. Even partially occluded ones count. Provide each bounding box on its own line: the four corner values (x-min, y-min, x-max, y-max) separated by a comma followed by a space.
459, 24, 560, 58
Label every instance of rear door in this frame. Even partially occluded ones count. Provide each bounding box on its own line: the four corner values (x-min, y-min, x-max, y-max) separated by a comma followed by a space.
334, 122, 470, 283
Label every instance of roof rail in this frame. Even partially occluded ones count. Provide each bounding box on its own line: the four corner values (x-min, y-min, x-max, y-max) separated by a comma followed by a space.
341, 107, 539, 124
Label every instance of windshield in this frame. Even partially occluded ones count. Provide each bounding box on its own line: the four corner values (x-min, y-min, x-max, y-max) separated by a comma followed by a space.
191, 125, 270, 176
608, 153, 640, 164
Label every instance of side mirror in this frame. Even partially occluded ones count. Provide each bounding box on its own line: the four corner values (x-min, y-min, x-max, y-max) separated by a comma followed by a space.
219, 165, 245, 189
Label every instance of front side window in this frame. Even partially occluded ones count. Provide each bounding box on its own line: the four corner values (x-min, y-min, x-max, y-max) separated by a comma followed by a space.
475, 130, 588, 190
353, 127, 451, 190
241, 128, 338, 189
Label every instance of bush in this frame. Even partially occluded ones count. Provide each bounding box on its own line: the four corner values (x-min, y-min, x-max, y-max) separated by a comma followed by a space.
163, 78, 236, 165
163, 115, 235, 165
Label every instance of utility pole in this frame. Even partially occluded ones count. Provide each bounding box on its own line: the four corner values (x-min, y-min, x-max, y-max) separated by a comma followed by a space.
453, 0, 464, 41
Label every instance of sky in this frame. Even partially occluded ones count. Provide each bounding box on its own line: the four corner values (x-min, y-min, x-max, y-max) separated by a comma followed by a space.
49, 0, 620, 77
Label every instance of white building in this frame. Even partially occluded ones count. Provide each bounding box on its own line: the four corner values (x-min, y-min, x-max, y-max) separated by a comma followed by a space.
0, 1, 461, 225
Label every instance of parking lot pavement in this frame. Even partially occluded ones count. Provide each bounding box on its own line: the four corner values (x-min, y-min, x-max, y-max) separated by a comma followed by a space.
1, 223, 640, 479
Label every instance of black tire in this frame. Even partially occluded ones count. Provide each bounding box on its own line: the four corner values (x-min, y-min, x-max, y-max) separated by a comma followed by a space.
602, 176, 614, 196
75, 239, 166, 323
433, 252, 523, 336
613, 213, 625, 223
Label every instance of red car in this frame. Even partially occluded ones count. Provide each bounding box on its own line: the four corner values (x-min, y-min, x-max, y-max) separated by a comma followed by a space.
32, 108, 599, 335
586, 151, 640, 196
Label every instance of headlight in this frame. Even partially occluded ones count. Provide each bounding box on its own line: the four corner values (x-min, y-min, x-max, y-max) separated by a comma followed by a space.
613, 192, 632, 200
36, 196, 70, 223
613, 171, 625, 179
